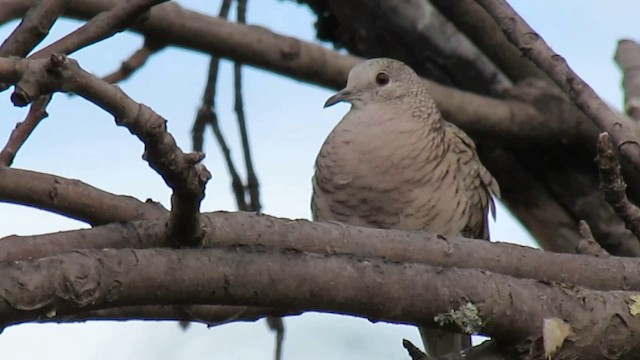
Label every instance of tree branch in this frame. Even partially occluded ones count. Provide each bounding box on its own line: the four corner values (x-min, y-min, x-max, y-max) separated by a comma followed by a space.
29, 0, 167, 59
0, 0, 70, 57
101, 37, 164, 84
0, 0, 595, 146
596, 132, 640, 241
0, 95, 50, 166
1, 55, 210, 245
475, 0, 640, 172
0, 246, 638, 359
0, 166, 166, 225
4, 212, 640, 293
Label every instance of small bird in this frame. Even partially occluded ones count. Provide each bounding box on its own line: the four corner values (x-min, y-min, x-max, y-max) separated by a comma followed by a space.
312, 58, 500, 357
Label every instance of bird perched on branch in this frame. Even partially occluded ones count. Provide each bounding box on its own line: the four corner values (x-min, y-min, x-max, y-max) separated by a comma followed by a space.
312, 58, 500, 357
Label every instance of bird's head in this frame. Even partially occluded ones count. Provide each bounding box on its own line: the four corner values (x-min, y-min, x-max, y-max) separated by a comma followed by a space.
324, 58, 421, 109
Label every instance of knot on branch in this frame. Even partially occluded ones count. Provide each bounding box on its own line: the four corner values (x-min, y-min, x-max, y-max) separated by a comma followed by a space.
11, 54, 70, 107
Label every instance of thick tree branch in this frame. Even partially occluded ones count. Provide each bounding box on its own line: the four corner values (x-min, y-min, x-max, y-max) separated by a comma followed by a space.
0, 246, 638, 359
475, 0, 640, 172
615, 39, 640, 121
0, 167, 166, 225
4, 212, 640, 293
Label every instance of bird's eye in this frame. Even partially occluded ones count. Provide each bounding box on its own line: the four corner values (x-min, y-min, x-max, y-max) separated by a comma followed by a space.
375, 72, 390, 86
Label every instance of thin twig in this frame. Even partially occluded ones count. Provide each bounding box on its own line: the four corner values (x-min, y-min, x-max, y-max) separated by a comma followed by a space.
234, 0, 261, 212
615, 39, 640, 121
30, 0, 168, 59
102, 38, 164, 84
191, 0, 248, 210
595, 132, 640, 241
0, 0, 70, 57
475, 0, 640, 171
0, 95, 50, 166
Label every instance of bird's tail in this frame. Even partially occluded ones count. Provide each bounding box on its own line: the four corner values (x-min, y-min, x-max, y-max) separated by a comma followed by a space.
419, 326, 471, 357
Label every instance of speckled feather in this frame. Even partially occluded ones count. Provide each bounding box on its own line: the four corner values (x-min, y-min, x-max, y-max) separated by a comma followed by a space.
311, 58, 500, 357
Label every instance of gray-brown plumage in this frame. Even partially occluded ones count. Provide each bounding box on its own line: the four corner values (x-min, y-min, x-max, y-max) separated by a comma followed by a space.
312, 58, 500, 357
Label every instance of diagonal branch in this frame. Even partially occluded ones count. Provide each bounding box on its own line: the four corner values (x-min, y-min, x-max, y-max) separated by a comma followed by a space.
2, 55, 210, 245
29, 0, 168, 59
475, 0, 640, 171
0, 95, 50, 166
0, 0, 70, 57
101, 37, 164, 84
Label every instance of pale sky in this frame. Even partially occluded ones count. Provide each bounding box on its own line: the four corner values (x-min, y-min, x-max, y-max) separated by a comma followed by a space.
0, 1, 637, 359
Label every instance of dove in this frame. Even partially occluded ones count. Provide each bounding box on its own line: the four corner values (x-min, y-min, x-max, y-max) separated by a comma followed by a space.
312, 58, 500, 357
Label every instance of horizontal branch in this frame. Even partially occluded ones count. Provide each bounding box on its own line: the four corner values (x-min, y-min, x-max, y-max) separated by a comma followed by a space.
0, 246, 638, 359
0, 166, 167, 225
4, 211, 640, 293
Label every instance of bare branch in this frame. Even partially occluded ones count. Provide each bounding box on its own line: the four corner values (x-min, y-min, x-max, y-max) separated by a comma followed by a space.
615, 39, 640, 121
101, 38, 164, 84
2, 55, 210, 245
0, 246, 638, 359
30, 0, 168, 59
191, 0, 247, 210
0, 167, 167, 225
0, 0, 70, 57
234, 0, 260, 213
0, 95, 50, 166
475, 0, 640, 171
429, 0, 544, 83
5, 212, 640, 293
596, 132, 640, 241
0, 0, 592, 146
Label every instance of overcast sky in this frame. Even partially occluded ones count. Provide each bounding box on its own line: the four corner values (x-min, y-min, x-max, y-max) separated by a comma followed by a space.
0, 1, 637, 359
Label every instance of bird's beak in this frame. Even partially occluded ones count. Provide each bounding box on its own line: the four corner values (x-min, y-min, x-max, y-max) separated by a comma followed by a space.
324, 89, 353, 108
